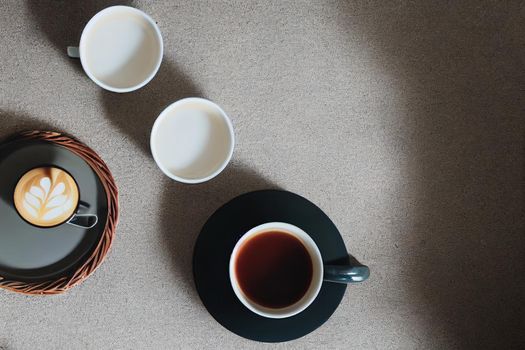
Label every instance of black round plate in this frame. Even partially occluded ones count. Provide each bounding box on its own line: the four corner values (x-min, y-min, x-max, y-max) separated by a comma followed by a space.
0, 139, 108, 282
193, 190, 349, 342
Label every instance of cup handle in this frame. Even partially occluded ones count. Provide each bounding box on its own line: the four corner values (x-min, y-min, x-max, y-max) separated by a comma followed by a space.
67, 46, 80, 58
67, 213, 98, 229
323, 264, 370, 284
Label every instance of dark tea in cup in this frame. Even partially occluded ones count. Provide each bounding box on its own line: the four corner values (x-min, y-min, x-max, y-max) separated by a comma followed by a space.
230, 222, 324, 319
234, 230, 313, 309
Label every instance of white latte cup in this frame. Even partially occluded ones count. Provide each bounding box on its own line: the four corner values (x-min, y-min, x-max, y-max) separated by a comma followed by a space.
67, 6, 163, 93
13, 166, 97, 229
230, 222, 370, 319
150, 98, 235, 184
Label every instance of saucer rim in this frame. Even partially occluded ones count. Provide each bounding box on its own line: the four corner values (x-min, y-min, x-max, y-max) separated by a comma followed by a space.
0, 131, 118, 295
193, 189, 348, 342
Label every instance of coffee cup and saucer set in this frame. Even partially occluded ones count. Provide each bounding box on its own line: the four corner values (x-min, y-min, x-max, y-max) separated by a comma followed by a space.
1, 6, 369, 342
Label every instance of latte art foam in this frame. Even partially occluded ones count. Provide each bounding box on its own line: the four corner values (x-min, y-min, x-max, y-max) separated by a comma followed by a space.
14, 167, 79, 227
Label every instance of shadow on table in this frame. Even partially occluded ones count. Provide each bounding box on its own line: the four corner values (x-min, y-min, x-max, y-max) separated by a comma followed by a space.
158, 164, 281, 301
0, 110, 61, 139
338, 2, 525, 348
26, 0, 202, 155
26, 0, 127, 73
99, 61, 202, 155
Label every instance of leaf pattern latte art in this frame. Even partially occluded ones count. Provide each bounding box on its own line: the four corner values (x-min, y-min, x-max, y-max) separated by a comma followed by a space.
23, 177, 74, 220
14, 167, 79, 227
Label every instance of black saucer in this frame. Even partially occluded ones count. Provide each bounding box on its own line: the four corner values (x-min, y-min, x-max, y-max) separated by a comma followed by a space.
0, 138, 107, 282
193, 190, 350, 342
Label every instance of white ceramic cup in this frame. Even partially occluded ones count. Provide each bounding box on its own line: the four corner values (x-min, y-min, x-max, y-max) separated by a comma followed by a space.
67, 6, 163, 93
150, 98, 235, 184
229, 222, 324, 319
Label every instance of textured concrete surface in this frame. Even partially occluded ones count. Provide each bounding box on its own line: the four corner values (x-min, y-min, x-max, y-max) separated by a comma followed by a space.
0, 1, 524, 349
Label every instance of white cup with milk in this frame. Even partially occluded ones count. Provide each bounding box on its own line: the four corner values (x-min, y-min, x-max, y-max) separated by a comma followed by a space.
150, 98, 235, 184
67, 6, 163, 93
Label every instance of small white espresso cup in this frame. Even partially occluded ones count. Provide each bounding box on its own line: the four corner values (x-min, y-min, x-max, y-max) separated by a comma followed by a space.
150, 98, 235, 184
230, 222, 370, 319
67, 6, 163, 93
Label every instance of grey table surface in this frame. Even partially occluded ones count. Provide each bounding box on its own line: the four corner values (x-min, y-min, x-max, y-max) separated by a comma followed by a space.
0, 1, 524, 349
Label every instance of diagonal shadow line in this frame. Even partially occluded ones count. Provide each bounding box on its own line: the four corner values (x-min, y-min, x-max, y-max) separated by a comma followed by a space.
337, 2, 525, 348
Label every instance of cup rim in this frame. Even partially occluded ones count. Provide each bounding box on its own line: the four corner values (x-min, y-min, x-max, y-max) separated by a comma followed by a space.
150, 97, 235, 184
78, 5, 163, 93
12, 165, 81, 229
229, 222, 324, 319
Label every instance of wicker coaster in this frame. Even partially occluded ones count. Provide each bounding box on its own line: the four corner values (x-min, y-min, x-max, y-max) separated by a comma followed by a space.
0, 131, 118, 295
